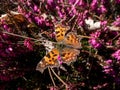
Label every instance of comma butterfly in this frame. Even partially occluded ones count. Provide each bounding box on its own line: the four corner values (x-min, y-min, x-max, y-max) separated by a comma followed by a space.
36, 23, 81, 73
0, 11, 27, 25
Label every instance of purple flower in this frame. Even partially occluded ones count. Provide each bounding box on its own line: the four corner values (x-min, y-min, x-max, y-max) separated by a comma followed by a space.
47, 0, 54, 6
18, 5, 25, 14
34, 16, 45, 26
97, 4, 107, 14
112, 50, 120, 60
0, 75, 10, 81
106, 59, 112, 64
116, 37, 120, 45
68, 0, 76, 4
57, 55, 62, 65
101, 0, 109, 4
24, 38, 33, 51
100, 20, 107, 27
115, 0, 120, 4
112, 16, 120, 27
78, 0, 86, 7
26, 0, 31, 6
102, 59, 114, 74
89, 31, 102, 49
90, 0, 98, 11
50, 86, 58, 90
91, 31, 101, 38
25, 12, 32, 22
5, 47, 13, 54
33, 5, 40, 12
89, 38, 102, 49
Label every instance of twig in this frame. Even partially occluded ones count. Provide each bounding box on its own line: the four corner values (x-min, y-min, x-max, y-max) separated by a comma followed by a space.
78, 34, 91, 39
50, 68, 68, 86
2, 31, 41, 41
48, 67, 56, 87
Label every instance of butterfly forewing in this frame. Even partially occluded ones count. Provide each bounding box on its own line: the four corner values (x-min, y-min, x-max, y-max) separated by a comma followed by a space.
55, 23, 70, 42
36, 48, 60, 73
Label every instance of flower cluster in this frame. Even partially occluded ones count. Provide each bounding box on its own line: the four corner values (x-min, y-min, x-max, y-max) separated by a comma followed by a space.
0, 0, 120, 89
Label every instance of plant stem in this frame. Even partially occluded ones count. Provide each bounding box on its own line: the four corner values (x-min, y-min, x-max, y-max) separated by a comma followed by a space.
48, 67, 56, 87
50, 68, 68, 86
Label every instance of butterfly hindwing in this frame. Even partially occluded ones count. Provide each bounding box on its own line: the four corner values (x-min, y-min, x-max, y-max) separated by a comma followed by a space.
61, 48, 80, 65
36, 48, 59, 73
63, 32, 81, 49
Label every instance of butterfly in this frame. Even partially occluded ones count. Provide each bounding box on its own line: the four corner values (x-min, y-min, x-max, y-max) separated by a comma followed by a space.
0, 11, 27, 25
36, 23, 81, 73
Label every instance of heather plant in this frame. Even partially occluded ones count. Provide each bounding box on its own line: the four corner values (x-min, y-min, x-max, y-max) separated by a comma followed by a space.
0, 0, 120, 90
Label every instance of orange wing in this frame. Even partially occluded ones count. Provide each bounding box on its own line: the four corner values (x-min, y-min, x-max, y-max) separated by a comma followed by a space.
61, 48, 80, 65
55, 23, 70, 42
63, 32, 81, 49
0, 14, 27, 24
13, 14, 27, 23
36, 48, 60, 73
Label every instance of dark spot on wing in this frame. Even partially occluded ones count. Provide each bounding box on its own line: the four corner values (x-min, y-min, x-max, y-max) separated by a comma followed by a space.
56, 31, 60, 34
46, 54, 50, 58
67, 53, 70, 55
61, 53, 66, 57
57, 35, 60, 37
53, 54, 58, 56
71, 39, 73, 42
61, 33, 64, 36
52, 58, 54, 60
51, 51, 54, 54
67, 36, 70, 40
49, 60, 52, 62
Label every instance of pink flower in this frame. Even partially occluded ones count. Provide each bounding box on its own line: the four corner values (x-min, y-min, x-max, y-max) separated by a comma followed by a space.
97, 5, 107, 14
78, 0, 86, 7
57, 55, 62, 64
115, 0, 120, 4
89, 38, 102, 49
100, 20, 107, 27
116, 37, 120, 45
89, 31, 102, 49
47, 0, 54, 6
24, 38, 33, 51
33, 5, 39, 12
112, 50, 120, 60
102, 59, 114, 74
112, 16, 120, 26
90, 0, 98, 11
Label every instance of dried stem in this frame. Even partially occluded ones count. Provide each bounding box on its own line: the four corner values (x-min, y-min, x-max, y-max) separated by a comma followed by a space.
48, 67, 56, 87
2, 31, 39, 41
50, 68, 68, 87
